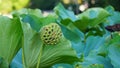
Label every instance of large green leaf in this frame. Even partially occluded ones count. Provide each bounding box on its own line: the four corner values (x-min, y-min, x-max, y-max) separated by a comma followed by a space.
21, 14, 56, 31
0, 16, 23, 67
83, 36, 106, 56
54, 3, 77, 21
74, 8, 110, 32
105, 6, 114, 15
22, 23, 80, 68
12, 8, 57, 31
107, 34, 120, 68
54, 3, 82, 43
21, 23, 42, 68
60, 24, 83, 43
54, 3, 109, 40
21, 14, 43, 31
0, 57, 8, 68
74, 50, 113, 68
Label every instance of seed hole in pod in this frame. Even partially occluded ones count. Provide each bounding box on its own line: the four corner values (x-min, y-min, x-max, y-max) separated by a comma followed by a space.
57, 32, 60, 35
43, 35, 46, 37
48, 31, 51, 34
51, 29, 54, 32
45, 38, 48, 41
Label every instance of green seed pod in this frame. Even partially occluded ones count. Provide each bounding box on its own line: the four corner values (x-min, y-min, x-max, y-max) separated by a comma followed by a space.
40, 23, 62, 45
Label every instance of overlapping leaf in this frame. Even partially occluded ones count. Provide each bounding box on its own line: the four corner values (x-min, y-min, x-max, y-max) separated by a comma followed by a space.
75, 8, 109, 31
105, 6, 120, 26
54, 3, 77, 21
54, 3, 82, 43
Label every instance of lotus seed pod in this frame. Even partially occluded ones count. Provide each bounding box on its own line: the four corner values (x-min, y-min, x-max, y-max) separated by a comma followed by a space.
40, 23, 62, 45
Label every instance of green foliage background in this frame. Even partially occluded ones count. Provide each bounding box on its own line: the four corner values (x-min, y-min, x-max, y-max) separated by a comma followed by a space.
0, 2, 120, 68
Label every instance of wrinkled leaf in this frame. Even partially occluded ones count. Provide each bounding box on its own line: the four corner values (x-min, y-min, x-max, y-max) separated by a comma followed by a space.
74, 8, 110, 32
40, 37, 80, 68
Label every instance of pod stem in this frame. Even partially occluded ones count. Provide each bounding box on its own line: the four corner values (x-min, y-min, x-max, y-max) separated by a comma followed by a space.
36, 44, 44, 68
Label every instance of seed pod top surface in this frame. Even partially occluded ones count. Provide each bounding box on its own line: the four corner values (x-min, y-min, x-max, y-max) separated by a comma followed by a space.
40, 23, 62, 45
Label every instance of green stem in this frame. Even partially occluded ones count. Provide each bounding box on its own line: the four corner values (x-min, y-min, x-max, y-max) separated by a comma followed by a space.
36, 44, 44, 68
